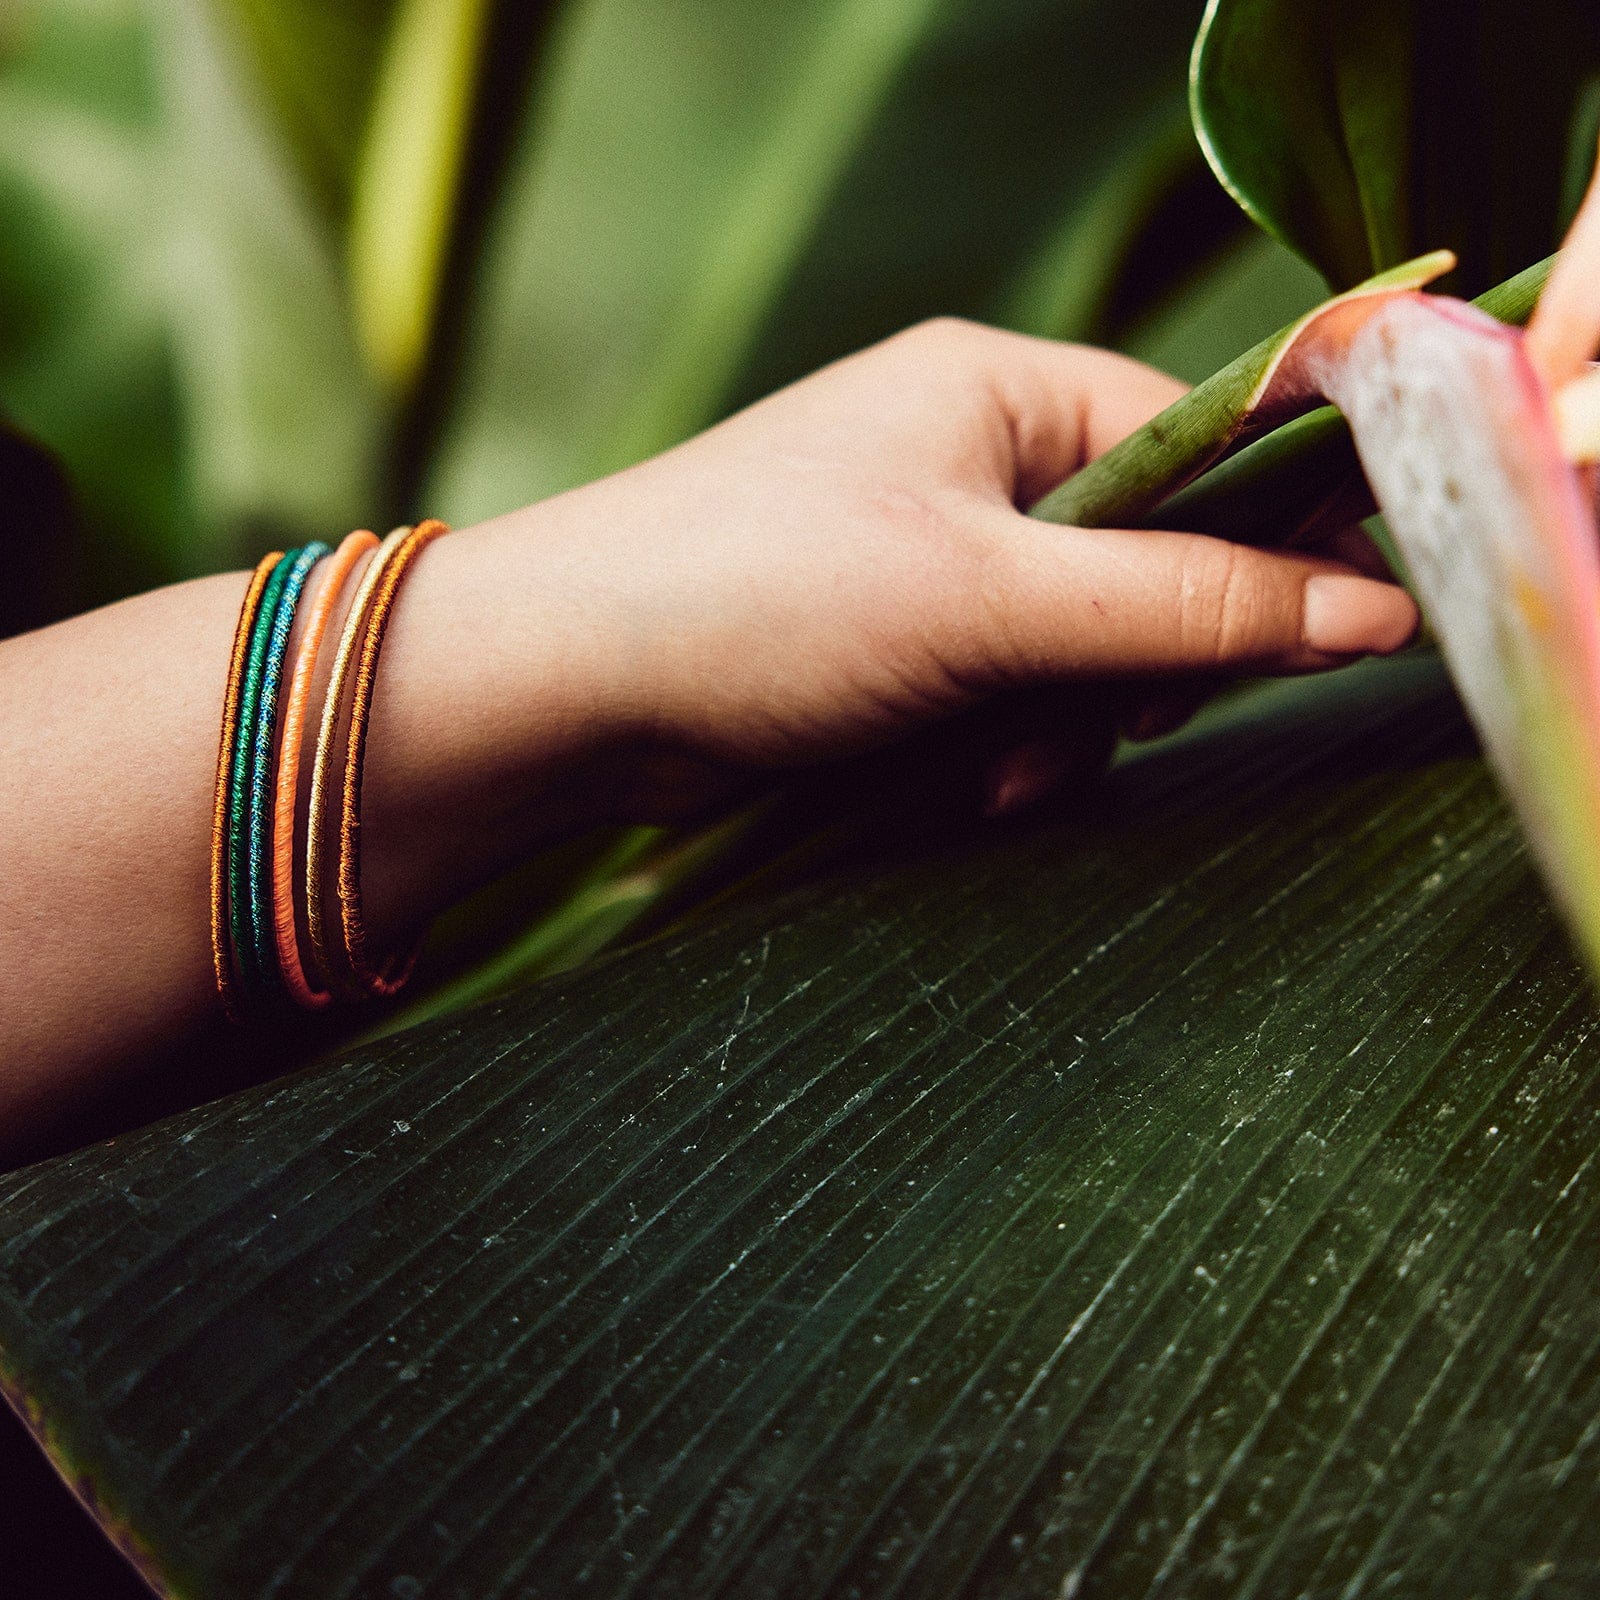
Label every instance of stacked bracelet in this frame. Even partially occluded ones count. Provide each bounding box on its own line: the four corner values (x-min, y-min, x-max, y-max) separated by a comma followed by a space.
271, 530, 380, 1009
208, 519, 450, 1019
234, 542, 330, 1008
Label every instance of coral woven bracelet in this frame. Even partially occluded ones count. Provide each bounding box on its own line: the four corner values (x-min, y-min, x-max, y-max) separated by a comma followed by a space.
334, 519, 451, 999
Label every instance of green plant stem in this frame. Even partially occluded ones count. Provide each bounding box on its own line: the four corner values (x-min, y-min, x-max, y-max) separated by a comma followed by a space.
1040, 252, 1554, 536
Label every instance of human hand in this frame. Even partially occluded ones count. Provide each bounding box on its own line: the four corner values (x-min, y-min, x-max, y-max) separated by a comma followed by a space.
470, 319, 1412, 784
364, 320, 1417, 929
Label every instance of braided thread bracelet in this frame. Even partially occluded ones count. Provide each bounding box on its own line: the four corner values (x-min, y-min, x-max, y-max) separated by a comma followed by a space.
209, 519, 449, 1019
307, 520, 451, 1001
241, 542, 331, 1007
336, 519, 451, 997
221, 545, 332, 1014
223, 552, 299, 1007
271, 530, 380, 1009
209, 554, 282, 1022
304, 525, 415, 996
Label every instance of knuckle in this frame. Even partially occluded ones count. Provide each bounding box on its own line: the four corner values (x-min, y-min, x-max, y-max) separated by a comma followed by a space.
1181, 540, 1271, 665
896, 315, 987, 361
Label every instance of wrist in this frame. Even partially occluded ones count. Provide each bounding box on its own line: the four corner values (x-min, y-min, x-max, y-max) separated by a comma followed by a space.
355, 493, 665, 948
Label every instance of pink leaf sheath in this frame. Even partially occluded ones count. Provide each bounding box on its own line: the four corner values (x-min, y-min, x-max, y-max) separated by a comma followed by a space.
1248, 277, 1600, 973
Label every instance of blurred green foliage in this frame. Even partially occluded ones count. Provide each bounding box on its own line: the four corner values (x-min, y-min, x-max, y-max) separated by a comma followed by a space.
0, 0, 1294, 621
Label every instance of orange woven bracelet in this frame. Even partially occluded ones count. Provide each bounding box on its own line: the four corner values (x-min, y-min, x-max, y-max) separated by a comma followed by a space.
337, 519, 451, 998
305, 520, 449, 1000
270, 529, 380, 1009
305, 525, 413, 995
209, 553, 284, 1023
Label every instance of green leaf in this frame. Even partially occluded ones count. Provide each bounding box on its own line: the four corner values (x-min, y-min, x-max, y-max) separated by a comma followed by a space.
346, 0, 495, 391
1031, 249, 1455, 531
6, 654, 1600, 1594
1122, 230, 1328, 387
1034, 252, 1552, 543
427, 0, 1222, 524
0, 0, 191, 594
218, 0, 400, 222
1190, 0, 1600, 293
993, 101, 1205, 346
0, 0, 385, 582
151, 0, 386, 562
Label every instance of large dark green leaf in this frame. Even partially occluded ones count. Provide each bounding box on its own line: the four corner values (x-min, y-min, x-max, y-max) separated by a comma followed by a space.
7, 653, 1600, 1596
427, 0, 1226, 523
1191, 0, 1600, 292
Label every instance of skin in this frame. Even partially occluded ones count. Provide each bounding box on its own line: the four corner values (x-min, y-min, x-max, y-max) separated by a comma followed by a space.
0, 322, 1417, 1150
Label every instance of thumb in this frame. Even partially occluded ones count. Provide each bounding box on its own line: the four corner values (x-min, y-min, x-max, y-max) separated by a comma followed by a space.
983, 517, 1419, 679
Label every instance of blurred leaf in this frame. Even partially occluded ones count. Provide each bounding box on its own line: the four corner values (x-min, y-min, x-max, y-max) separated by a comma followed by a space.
347, 0, 495, 391
1190, 0, 1600, 293
0, 0, 190, 596
150, 0, 386, 563
9, 656, 1600, 1595
219, 0, 399, 221
720, 0, 1232, 408
428, 0, 1219, 524
1124, 229, 1326, 385
393, 812, 752, 1030
990, 102, 1204, 342
0, 0, 384, 590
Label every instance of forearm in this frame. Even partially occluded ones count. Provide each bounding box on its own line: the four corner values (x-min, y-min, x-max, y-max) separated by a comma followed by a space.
1, 571, 239, 1117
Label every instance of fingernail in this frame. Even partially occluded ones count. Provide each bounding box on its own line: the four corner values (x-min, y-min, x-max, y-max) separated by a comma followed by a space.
1302, 574, 1419, 656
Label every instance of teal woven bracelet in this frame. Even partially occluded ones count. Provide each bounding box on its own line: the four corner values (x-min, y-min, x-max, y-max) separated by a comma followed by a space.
244, 542, 330, 1003
225, 544, 325, 1009
225, 554, 293, 1002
